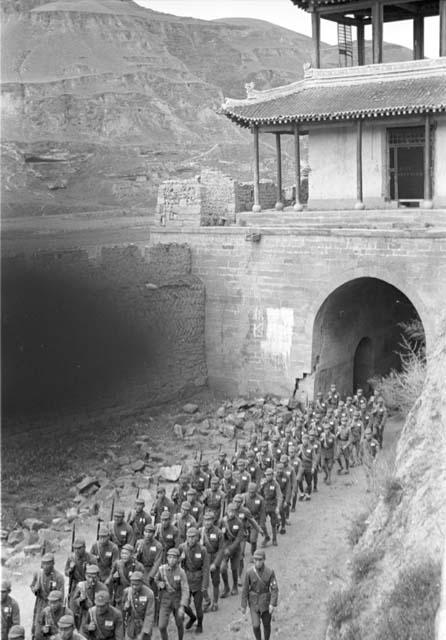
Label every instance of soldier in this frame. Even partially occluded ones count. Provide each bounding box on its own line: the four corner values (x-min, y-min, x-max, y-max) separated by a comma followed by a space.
1, 580, 20, 640
360, 428, 380, 492
174, 502, 197, 544
82, 591, 123, 640
232, 494, 261, 580
90, 527, 119, 584
371, 396, 387, 449
233, 459, 251, 495
221, 469, 237, 506
309, 430, 321, 493
199, 512, 224, 612
280, 454, 296, 524
71, 566, 107, 630
171, 477, 190, 514
297, 433, 317, 500
54, 616, 87, 640
155, 511, 179, 563
202, 477, 225, 522
336, 416, 353, 475
8, 628, 24, 640
220, 502, 244, 597
109, 511, 135, 551
288, 445, 300, 511
122, 572, 154, 640
35, 591, 70, 640
199, 461, 211, 491
135, 524, 163, 588
315, 391, 327, 415
189, 462, 206, 496
320, 423, 336, 485
127, 499, 151, 543
270, 435, 283, 464
185, 489, 203, 526
241, 549, 278, 640
31, 553, 65, 640
349, 415, 364, 466
274, 463, 291, 535
257, 443, 273, 472
327, 383, 340, 408
155, 548, 189, 640
151, 489, 175, 525
246, 451, 262, 488
107, 545, 145, 612
65, 540, 97, 609
179, 527, 209, 634
213, 453, 228, 481
242, 483, 266, 557
260, 469, 282, 547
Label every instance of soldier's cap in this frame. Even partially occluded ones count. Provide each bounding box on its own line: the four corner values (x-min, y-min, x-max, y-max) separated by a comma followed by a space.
114, 509, 125, 517
364, 428, 372, 435
223, 469, 232, 479
272, 434, 280, 442
218, 452, 226, 459
73, 538, 86, 548
192, 460, 200, 467
233, 494, 243, 503
8, 627, 25, 639
161, 511, 171, 520
302, 432, 310, 439
276, 463, 284, 470
317, 392, 323, 396
156, 487, 166, 494
280, 454, 288, 463
210, 476, 219, 484
186, 527, 199, 536
1, 579, 11, 591
248, 482, 257, 491
247, 450, 255, 458
167, 548, 180, 557
122, 544, 134, 553
86, 564, 100, 575
181, 501, 191, 510
265, 468, 273, 475
98, 526, 110, 536
42, 552, 55, 561
186, 488, 197, 495
201, 460, 209, 468
48, 590, 63, 601
135, 497, 145, 505
95, 591, 110, 605
253, 549, 265, 560
203, 511, 215, 520
58, 616, 75, 629
323, 423, 330, 429
144, 523, 156, 532
227, 502, 236, 511
130, 571, 144, 582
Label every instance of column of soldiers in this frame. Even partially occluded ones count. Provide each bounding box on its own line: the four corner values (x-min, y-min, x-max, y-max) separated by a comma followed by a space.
2, 385, 387, 640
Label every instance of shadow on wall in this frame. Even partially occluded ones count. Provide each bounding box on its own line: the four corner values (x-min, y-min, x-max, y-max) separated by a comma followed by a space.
1, 246, 206, 422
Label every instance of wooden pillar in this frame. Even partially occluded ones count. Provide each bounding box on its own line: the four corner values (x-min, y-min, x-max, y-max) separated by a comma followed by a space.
312, 10, 321, 68
357, 20, 365, 66
275, 133, 284, 211
252, 125, 261, 212
293, 123, 303, 211
355, 119, 365, 210
441, 0, 446, 57
372, 1, 383, 64
422, 113, 433, 209
413, 15, 424, 60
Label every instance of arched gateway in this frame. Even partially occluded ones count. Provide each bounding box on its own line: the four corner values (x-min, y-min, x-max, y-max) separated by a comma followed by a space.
311, 277, 425, 398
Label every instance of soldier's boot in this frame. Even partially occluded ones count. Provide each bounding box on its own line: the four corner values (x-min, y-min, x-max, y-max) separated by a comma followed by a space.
345, 459, 350, 474
231, 568, 239, 595
253, 625, 262, 640
202, 588, 211, 612
211, 585, 219, 611
250, 541, 257, 557
195, 617, 203, 634
220, 570, 230, 598
184, 606, 196, 629
272, 532, 278, 546
291, 493, 297, 512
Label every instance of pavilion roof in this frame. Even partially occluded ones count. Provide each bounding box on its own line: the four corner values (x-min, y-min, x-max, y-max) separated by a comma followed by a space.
221, 63, 446, 128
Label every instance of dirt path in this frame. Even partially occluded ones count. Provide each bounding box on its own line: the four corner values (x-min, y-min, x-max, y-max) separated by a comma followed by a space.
4, 414, 401, 640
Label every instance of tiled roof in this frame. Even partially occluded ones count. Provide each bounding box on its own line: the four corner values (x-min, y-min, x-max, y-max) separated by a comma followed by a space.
291, 0, 355, 7
222, 74, 446, 127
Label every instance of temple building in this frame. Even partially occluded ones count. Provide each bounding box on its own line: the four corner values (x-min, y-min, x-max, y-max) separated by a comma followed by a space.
222, 0, 446, 211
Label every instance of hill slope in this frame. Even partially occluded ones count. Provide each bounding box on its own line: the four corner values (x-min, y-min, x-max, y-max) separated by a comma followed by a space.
1, 0, 412, 217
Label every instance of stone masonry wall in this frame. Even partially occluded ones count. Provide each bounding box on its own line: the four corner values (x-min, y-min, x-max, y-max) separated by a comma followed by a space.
2, 243, 207, 419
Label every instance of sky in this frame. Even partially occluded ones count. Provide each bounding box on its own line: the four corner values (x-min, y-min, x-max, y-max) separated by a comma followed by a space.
136, 0, 440, 58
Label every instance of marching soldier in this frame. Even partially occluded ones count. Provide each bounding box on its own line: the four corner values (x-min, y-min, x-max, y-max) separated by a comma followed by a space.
242, 483, 266, 557
309, 430, 322, 493
90, 527, 119, 583
213, 453, 229, 481
71, 566, 107, 630
151, 489, 175, 525
179, 527, 209, 634
360, 428, 380, 493
1, 580, 20, 640
246, 451, 262, 488
232, 494, 262, 579
184, 489, 203, 527
171, 477, 190, 514
220, 502, 244, 598
233, 459, 251, 495
173, 502, 197, 544
199, 512, 224, 612
122, 572, 154, 640
35, 592, 70, 640
189, 462, 206, 497
107, 546, 145, 612
241, 549, 279, 640
320, 423, 336, 485
65, 541, 97, 609
109, 511, 135, 551
54, 615, 87, 640
82, 591, 123, 640
274, 463, 291, 535
202, 477, 224, 522
297, 433, 316, 500
127, 499, 151, 543
155, 511, 179, 564
221, 469, 237, 506
135, 525, 163, 588
259, 469, 282, 547
31, 553, 64, 640
155, 548, 189, 640
336, 416, 352, 475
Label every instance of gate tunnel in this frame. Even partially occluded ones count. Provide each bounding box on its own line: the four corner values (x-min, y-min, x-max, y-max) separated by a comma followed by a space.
311, 277, 425, 397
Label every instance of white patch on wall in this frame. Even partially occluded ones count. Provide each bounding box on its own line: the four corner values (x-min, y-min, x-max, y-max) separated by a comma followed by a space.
260, 308, 294, 364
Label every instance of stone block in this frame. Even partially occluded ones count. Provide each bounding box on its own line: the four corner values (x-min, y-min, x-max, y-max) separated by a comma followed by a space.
131, 460, 146, 472
76, 477, 100, 494
182, 403, 199, 414
174, 424, 184, 439
23, 518, 46, 532
222, 424, 236, 439
24, 544, 42, 556
7, 530, 25, 547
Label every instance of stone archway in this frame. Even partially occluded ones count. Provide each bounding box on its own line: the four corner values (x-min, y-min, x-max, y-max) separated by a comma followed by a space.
311, 277, 425, 397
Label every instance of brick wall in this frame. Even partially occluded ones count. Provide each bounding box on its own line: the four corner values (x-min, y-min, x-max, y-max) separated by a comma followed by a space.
2, 243, 207, 418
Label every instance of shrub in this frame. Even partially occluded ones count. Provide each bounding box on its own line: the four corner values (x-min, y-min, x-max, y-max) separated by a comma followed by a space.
347, 511, 370, 547
382, 477, 404, 509
374, 558, 441, 640
351, 547, 384, 583
326, 587, 357, 629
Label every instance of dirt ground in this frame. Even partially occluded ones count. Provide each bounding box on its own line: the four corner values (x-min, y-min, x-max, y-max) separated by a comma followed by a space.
3, 399, 402, 640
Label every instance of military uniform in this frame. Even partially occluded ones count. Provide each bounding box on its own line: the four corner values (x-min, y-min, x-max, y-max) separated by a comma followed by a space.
35, 603, 71, 640
31, 565, 65, 639
320, 429, 336, 484
82, 603, 123, 640
127, 509, 152, 543
122, 584, 154, 640
108, 521, 135, 551
1, 595, 20, 640
155, 523, 179, 564
155, 559, 189, 640
241, 560, 278, 640
71, 580, 108, 630
179, 539, 209, 632
107, 559, 145, 611
90, 541, 119, 583
260, 477, 282, 545
151, 496, 175, 525
220, 513, 244, 596
198, 522, 224, 610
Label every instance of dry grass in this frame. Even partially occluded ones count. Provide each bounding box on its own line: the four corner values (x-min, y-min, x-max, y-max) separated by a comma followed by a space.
346, 510, 371, 547
351, 547, 384, 583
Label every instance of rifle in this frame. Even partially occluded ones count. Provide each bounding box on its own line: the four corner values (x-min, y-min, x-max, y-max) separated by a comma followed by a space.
136, 487, 140, 500
96, 518, 102, 541
110, 494, 115, 521
67, 522, 76, 599
199, 449, 203, 463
